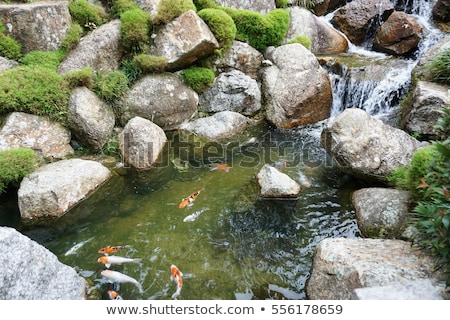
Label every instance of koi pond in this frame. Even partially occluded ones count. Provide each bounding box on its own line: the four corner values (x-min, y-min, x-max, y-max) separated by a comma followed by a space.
0, 121, 361, 300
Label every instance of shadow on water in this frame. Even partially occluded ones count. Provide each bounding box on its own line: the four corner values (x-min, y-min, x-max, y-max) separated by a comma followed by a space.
1, 121, 362, 300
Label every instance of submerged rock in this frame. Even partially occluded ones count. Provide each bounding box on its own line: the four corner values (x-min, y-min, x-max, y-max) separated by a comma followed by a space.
0, 227, 89, 299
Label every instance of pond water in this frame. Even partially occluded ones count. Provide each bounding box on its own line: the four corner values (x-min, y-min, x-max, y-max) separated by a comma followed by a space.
0, 121, 361, 300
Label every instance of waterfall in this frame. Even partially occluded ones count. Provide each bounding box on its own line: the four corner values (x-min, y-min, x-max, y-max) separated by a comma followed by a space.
325, 0, 445, 120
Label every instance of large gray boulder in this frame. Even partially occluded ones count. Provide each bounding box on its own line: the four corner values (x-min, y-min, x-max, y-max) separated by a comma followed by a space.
0, 1, 71, 53
120, 73, 198, 130
0, 112, 74, 160
306, 238, 448, 300
0, 227, 89, 299
352, 187, 411, 238
199, 69, 261, 116
118, 116, 167, 170
58, 19, 122, 74
18, 159, 111, 222
260, 43, 332, 129
149, 10, 219, 71
256, 164, 301, 198
68, 87, 115, 152
285, 7, 348, 54
321, 108, 425, 182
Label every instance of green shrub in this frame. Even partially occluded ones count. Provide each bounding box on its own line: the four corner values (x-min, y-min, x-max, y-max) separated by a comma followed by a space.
63, 66, 94, 89
69, 0, 107, 31
60, 23, 84, 54
93, 70, 129, 103
153, 0, 196, 25
226, 8, 290, 52
0, 66, 70, 123
179, 66, 215, 93
120, 8, 151, 54
133, 54, 168, 73
20, 50, 65, 71
287, 35, 312, 50
198, 8, 236, 50
275, 0, 288, 8
0, 23, 22, 60
425, 49, 450, 85
110, 0, 139, 18
0, 148, 36, 194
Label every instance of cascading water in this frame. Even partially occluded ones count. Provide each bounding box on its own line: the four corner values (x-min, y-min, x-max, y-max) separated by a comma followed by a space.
324, 0, 445, 120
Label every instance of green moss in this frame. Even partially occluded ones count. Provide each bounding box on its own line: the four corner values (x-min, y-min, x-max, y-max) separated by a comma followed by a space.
225, 8, 290, 52
0, 66, 70, 123
275, 0, 288, 8
120, 58, 143, 84
0, 148, 36, 194
133, 54, 168, 73
153, 0, 196, 25
198, 8, 236, 50
0, 22, 22, 61
110, 0, 139, 18
69, 0, 107, 32
120, 8, 151, 54
93, 70, 129, 103
20, 50, 65, 72
179, 66, 215, 93
193, 0, 219, 11
63, 66, 94, 89
287, 35, 312, 50
60, 23, 84, 55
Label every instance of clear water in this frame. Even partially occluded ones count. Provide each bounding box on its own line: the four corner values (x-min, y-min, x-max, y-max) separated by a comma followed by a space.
0, 122, 361, 300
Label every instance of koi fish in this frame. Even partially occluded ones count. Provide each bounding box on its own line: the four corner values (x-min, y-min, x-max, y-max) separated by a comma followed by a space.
170, 264, 183, 299
98, 256, 142, 269
64, 237, 95, 256
210, 163, 231, 172
183, 208, 209, 222
98, 245, 130, 256
107, 290, 123, 300
178, 189, 202, 208
101, 270, 143, 293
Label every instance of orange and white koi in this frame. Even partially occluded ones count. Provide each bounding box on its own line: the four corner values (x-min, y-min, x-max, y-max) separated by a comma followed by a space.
178, 189, 202, 208
98, 245, 130, 256
170, 264, 183, 299
210, 163, 231, 172
101, 270, 143, 293
107, 290, 123, 300
98, 256, 142, 269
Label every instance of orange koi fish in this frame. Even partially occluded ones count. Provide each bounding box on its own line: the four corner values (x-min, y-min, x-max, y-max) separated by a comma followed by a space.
178, 189, 202, 208
210, 163, 231, 172
107, 290, 123, 300
170, 264, 183, 299
98, 245, 130, 256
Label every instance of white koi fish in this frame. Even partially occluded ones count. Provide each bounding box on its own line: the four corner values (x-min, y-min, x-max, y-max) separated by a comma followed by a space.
64, 237, 94, 256
183, 208, 209, 222
101, 270, 143, 293
98, 256, 142, 269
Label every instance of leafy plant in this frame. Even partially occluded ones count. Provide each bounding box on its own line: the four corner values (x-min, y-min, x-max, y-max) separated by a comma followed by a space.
425, 49, 450, 85
153, 0, 196, 25
120, 8, 151, 54
120, 58, 143, 84
198, 8, 236, 51
0, 66, 70, 123
93, 70, 129, 103
179, 66, 215, 93
0, 148, 36, 194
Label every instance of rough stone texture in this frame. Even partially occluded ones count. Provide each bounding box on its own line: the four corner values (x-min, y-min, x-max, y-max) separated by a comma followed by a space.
285, 7, 348, 54
401, 81, 450, 139
373, 11, 423, 56
320, 108, 425, 182
354, 279, 444, 300
260, 43, 332, 129
413, 33, 450, 81
211, 40, 263, 80
331, 0, 394, 45
68, 87, 115, 152
352, 188, 410, 238
0, 56, 19, 72
199, 69, 261, 116
120, 73, 198, 130
118, 116, 167, 170
58, 19, 122, 74
0, 1, 71, 53
0, 112, 74, 160
432, 0, 450, 23
256, 164, 301, 198
214, 0, 275, 13
149, 10, 219, 71
18, 159, 111, 222
135, 0, 160, 18
305, 238, 448, 300
0, 227, 89, 299
180, 111, 253, 140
